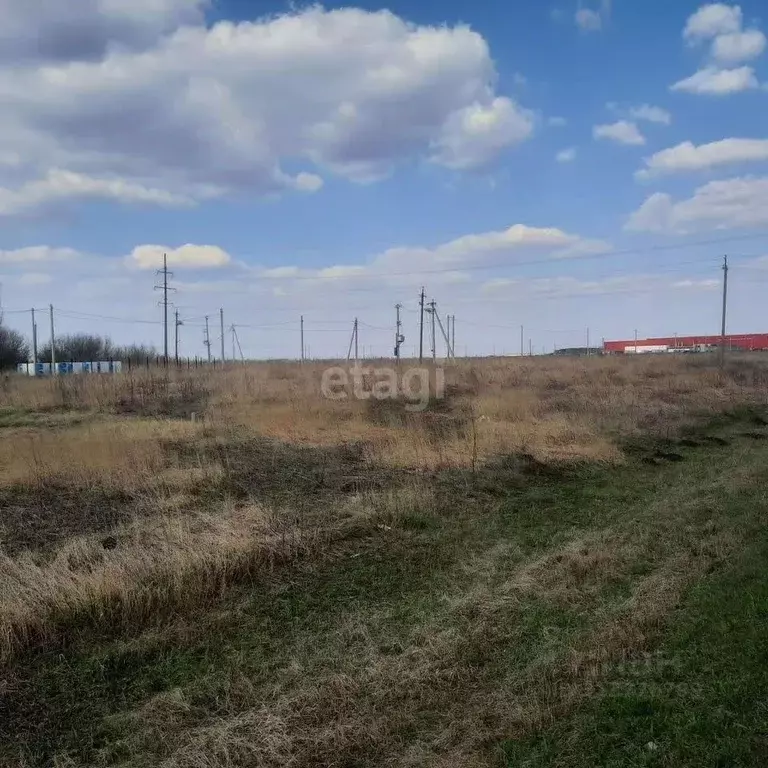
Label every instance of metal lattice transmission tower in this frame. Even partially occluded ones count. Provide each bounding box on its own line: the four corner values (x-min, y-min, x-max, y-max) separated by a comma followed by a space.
154, 253, 175, 366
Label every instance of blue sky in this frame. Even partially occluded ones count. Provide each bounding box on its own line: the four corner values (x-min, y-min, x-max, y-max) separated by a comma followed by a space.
1, 0, 768, 358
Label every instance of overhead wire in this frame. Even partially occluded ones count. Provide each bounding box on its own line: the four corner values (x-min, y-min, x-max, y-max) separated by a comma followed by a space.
229, 231, 768, 282
2, 232, 764, 358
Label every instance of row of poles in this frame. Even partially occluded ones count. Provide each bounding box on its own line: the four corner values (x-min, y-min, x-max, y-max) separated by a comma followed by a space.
157, 253, 246, 366
336, 288, 457, 366
308, 256, 732, 364
24, 304, 243, 372
27, 305, 55, 370
24, 256, 732, 370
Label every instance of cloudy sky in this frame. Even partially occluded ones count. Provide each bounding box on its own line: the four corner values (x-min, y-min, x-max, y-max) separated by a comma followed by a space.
1, 0, 768, 359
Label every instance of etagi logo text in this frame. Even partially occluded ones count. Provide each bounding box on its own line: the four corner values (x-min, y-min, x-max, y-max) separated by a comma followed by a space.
320, 366, 445, 412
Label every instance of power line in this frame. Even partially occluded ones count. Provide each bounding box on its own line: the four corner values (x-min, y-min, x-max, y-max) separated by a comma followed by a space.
228, 232, 768, 283
54, 309, 163, 325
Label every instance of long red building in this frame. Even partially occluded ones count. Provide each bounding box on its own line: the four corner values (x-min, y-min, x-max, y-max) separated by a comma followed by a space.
604, 334, 768, 354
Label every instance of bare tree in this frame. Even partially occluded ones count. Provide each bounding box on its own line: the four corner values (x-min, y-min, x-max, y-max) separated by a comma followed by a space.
38, 334, 157, 364
0, 324, 30, 370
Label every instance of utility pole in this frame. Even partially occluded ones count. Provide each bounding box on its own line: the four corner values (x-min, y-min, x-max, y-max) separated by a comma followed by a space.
395, 304, 404, 364
529, 339, 533, 357
586, 327, 590, 355
419, 287, 426, 364
174, 310, 182, 366
427, 300, 437, 362
233, 325, 245, 362
31, 308, 38, 366
720, 255, 729, 368
49, 304, 56, 375
300, 315, 305, 363
231, 325, 236, 361
154, 253, 173, 367
204, 316, 212, 363
520, 325, 524, 357
219, 308, 225, 364
347, 318, 359, 364
434, 308, 453, 360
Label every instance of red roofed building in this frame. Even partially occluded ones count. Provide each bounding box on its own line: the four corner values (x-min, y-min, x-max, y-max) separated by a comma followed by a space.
603, 334, 768, 354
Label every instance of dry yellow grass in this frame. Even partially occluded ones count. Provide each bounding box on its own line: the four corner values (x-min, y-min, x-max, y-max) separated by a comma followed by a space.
2, 354, 768, 767
0, 502, 305, 663
0, 481, 433, 663
1, 354, 764, 482
0, 418, 206, 490
0, 356, 765, 657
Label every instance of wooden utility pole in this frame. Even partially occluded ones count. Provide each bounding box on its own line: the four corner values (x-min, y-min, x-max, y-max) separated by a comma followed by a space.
204, 316, 212, 363
220, 308, 225, 364
395, 304, 404, 364
419, 287, 426, 364
174, 310, 182, 365
31, 308, 37, 366
49, 305, 56, 375
428, 300, 437, 362
720, 255, 729, 368
347, 318, 359, 364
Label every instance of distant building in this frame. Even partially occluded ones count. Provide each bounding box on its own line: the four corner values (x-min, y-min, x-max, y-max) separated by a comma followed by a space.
603, 334, 768, 354
552, 347, 604, 357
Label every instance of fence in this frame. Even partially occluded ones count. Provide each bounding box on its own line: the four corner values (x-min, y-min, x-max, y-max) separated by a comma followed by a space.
16, 361, 123, 376
15, 358, 234, 376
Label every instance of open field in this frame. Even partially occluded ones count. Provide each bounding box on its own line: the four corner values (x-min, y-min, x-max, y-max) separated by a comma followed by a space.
1, 355, 767, 767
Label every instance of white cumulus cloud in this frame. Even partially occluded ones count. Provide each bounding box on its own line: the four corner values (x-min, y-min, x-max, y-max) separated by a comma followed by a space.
593, 120, 646, 146
675, 5, 766, 92
0, 170, 192, 216
626, 176, 768, 233
628, 104, 672, 125
683, 4, 743, 42
430, 97, 534, 170
254, 224, 612, 288
712, 29, 767, 62
637, 138, 768, 178
127, 244, 232, 270
670, 65, 758, 94
0, 0, 209, 61
0, 246, 81, 263
0, 6, 533, 212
